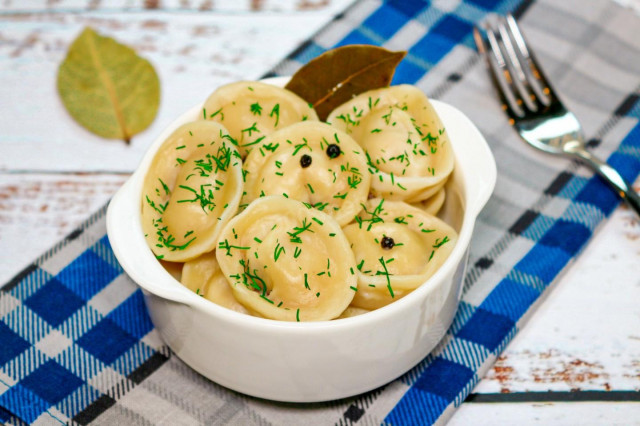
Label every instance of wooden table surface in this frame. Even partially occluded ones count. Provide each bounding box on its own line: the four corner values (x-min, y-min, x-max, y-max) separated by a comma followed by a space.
1, 1, 639, 424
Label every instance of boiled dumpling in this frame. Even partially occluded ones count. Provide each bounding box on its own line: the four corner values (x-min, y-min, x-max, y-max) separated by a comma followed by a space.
203, 81, 319, 157
327, 85, 454, 202
415, 187, 446, 216
216, 196, 357, 321
337, 306, 370, 319
159, 260, 183, 282
342, 198, 457, 310
141, 121, 243, 262
182, 251, 250, 315
242, 121, 371, 226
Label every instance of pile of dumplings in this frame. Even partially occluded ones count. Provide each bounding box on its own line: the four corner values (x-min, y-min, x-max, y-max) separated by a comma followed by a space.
141, 81, 458, 322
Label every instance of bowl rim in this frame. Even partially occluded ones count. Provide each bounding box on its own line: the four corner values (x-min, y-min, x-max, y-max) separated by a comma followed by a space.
106, 77, 496, 333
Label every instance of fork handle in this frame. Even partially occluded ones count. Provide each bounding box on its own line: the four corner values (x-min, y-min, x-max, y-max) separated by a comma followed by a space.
564, 141, 640, 216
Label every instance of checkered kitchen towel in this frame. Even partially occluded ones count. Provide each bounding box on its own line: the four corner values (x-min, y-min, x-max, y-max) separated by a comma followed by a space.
2, 0, 639, 424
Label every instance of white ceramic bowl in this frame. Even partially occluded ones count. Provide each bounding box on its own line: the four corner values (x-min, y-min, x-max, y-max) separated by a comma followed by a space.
106, 78, 496, 402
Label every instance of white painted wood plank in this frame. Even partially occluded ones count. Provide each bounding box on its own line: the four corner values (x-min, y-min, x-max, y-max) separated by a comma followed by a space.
450, 400, 640, 426
0, 4, 352, 172
0, 173, 128, 284
0, 0, 351, 13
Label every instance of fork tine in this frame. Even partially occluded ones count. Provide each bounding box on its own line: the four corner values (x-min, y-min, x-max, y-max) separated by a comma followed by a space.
474, 24, 525, 118
495, 16, 538, 112
504, 14, 553, 106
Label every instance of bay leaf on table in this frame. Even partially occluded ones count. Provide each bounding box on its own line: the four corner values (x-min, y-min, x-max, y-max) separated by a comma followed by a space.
57, 27, 160, 144
285, 45, 406, 121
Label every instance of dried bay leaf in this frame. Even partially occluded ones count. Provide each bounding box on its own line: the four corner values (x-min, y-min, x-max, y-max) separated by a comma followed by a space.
57, 27, 160, 144
285, 45, 406, 121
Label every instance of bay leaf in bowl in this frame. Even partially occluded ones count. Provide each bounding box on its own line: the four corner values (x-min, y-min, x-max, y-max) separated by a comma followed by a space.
285, 45, 406, 120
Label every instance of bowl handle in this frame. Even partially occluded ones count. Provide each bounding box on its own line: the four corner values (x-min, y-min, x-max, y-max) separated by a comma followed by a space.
106, 178, 193, 305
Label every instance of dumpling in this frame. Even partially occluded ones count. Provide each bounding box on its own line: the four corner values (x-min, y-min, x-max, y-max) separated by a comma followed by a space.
159, 260, 183, 282
181, 251, 250, 315
337, 306, 370, 319
327, 85, 454, 202
415, 187, 446, 216
203, 81, 319, 157
242, 121, 371, 226
216, 196, 357, 322
342, 198, 457, 310
141, 121, 243, 262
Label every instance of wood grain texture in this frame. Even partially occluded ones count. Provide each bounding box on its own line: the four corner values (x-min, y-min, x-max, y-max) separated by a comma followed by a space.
0, 173, 128, 284
0, 3, 349, 171
0, 1, 639, 423
0, 0, 339, 12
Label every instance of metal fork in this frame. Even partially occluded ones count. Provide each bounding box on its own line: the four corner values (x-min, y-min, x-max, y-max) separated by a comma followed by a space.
474, 14, 640, 216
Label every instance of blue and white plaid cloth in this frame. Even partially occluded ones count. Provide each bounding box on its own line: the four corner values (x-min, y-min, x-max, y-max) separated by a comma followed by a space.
2, 0, 639, 424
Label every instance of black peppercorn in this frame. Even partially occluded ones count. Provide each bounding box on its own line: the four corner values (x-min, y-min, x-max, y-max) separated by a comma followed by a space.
325, 144, 341, 159
300, 154, 312, 168
380, 236, 395, 250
